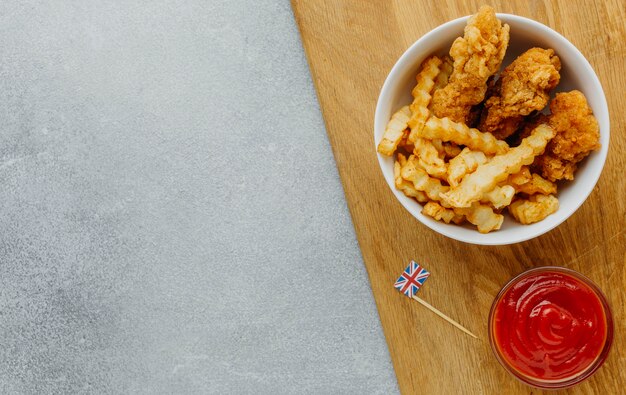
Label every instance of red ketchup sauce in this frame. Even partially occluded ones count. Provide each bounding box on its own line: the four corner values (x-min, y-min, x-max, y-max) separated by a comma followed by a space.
491, 269, 610, 383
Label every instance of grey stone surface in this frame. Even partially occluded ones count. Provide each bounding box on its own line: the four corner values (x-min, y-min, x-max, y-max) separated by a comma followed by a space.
0, 1, 399, 393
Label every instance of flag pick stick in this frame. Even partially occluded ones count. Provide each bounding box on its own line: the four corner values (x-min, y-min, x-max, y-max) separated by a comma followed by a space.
411, 295, 478, 339
394, 260, 477, 339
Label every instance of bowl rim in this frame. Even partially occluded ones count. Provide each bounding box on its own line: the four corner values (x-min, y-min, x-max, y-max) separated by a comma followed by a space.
373, 13, 610, 245
487, 266, 614, 389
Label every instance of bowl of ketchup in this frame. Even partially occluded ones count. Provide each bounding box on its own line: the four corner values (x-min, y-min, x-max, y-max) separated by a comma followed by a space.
489, 267, 613, 389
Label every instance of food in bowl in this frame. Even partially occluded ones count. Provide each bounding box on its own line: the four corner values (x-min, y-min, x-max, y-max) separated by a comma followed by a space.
376, 6, 601, 234
489, 267, 613, 388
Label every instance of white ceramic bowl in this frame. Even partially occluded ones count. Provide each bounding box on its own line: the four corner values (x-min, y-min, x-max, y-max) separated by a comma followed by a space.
374, 14, 609, 245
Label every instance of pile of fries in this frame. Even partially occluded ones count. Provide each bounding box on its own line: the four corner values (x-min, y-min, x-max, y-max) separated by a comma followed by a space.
377, 6, 600, 233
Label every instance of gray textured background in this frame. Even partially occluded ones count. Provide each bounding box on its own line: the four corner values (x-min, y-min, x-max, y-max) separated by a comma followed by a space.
0, 1, 399, 394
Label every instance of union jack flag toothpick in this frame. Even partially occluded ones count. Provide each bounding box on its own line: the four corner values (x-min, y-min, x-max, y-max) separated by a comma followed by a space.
394, 261, 430, 298
394, 261, 477, 339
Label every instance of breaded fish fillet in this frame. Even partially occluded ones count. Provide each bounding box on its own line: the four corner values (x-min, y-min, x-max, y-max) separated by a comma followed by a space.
518, 91, 601, 181
430, 6, 510, 124
479, 48, 561, 139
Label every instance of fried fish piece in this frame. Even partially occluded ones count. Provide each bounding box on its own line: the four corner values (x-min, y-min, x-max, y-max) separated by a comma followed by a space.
430, 6, 510, 124
479, 48, 561, 139
440, 124, 555, 208
509, 194, 559, 224
532, 91, 601, 181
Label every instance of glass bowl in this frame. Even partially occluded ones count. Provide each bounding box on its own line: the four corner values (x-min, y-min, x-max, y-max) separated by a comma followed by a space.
488, 266, 613, 389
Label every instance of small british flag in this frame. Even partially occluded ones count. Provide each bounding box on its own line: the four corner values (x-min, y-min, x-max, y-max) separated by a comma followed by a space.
394, 261, 430, 298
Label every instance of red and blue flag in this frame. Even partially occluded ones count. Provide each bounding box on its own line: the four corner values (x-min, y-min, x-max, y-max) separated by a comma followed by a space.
394, 261, 430, 298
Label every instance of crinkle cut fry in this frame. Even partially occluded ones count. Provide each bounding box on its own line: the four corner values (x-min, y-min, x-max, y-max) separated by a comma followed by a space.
401, 56, 448, 178
430, 55, 454, 94
447, 147, 489, 187
431, 139, 463, 160
454, 203, 504, 234
442, 142, 462, 158
400, 155, 450, 204
397, 128, 414, 152
407, 56, 442, 143
507, 168, 557, 195
481, 185, 515, 209
409, 56, 443, 113
421, 116, 509, 155
509, 194, 559, 224
377, 106, 412, 156
413, 137, 447, 179
440, 124, 556, 208
507, 166, 532, 186
394, 154, 428, 203
423, 198, 504, 233
422, 201, 464, 224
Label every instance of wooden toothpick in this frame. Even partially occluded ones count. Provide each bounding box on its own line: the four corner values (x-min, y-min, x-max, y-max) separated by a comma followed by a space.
395, 261, 477, 339
412, 295, 478, 339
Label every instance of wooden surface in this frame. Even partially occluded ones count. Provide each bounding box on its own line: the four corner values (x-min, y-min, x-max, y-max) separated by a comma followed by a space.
291, 1, 626, 393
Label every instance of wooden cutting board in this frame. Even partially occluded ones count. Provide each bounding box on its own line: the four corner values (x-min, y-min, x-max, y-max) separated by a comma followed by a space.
291, 1, 626, 393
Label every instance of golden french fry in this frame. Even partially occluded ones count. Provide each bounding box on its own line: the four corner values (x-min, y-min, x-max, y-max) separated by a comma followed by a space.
430, 139, 462, 159
397, 153, 408, 166
377, 106, 412, 156
413, 137, 447, 179
407, 56, 443, 142
420, 116, 509, 155
506, 167, 558, 195
400, 155, 450, 204
409, 56, 442, 114
481, 185, 515, 209
507, 166, 532, 186
509, 194, 559, 224
442, 142, 462, 158
513, 173, 557, 195
523, 174, 557, 195
454, 203, 504, 233
407, 106, 430, 143
422, 201, 464, 224
430, 138, 445, 155
423, 200, 503, 233
395, 154, 429, 203
430, 55, 454, 93
440, 124, 556, 208
397, 128, 414, 151
447, 147, 489, 187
